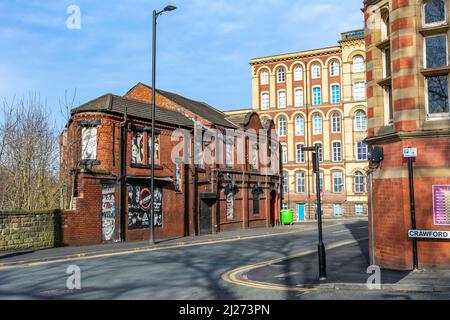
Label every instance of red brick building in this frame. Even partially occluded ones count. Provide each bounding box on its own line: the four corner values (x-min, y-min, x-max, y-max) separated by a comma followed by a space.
365, 0, 450, 270
60, 87, 281, 246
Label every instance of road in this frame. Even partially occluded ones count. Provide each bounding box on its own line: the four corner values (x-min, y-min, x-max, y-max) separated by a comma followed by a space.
0, 219, 447, 300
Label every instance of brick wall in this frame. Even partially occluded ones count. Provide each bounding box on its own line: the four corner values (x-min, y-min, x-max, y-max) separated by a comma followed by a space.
0, 210, 61, 252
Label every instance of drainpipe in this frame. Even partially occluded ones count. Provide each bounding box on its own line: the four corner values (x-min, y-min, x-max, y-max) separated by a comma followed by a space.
369, 169, 375, 266
192, 165, 198, 236
118, 106, 128, 242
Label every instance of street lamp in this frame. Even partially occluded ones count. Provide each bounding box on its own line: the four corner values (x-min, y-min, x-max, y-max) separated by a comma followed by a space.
150, 5, 177, 245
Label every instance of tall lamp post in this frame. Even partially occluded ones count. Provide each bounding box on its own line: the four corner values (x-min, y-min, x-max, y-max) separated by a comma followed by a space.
150, 5, 177, 245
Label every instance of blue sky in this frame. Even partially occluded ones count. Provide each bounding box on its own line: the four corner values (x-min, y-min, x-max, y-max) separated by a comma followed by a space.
0, 0, 364, 129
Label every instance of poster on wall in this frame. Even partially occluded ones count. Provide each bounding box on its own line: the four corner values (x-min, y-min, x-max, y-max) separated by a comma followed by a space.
226, 191, 235, 221
102, 186, 116, 241
131, 132, 144, 164
433, 185, 450, 226
128, 185, 163, 229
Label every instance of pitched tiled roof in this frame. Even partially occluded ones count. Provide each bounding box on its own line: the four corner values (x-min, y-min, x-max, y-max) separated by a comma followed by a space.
71, 94, 193, 128
133, 83, 237, 129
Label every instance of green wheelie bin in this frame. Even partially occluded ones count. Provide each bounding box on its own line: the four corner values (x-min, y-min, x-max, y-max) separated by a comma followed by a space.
281, 209, 294, 225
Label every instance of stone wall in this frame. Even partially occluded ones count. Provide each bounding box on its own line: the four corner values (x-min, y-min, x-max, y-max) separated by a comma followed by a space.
0, 210, 61, 252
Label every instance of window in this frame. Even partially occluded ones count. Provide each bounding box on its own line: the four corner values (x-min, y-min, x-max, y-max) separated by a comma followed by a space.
251, 145, 258, 170
425, 35, 448, 69
318, 172, 324, 193
354, 82, 366, 101
295, 88, 304, 107
355, 110, 367, 131
296, 172, 305, 193
353, 56, 365, 73
226, 138, 234, 168
315, 143, 323, 162
333, 204, 343, 217
313, 114, 322, 134
333, 172, 343, 193
356, 142, 368, 161
277, 67, 286, 83
294, 66, 303, 81
281, 144, 288, 164
282, 172, 288, 193
148, 134, 160, 165
313, 87, 322, 105
312, 63, 321, 79
261, 92, 269, 110
383, 48, 391, 78
331, 85, 341, 104
296, 144, 305, 163
253, 190, 260, 215
384, 85, 394, 124
278, 90, 286, 109
332, 112, 341, 133
278, 117, 287, 136
295, 115, 305, 136
424, 0, 447, 26
330, 60, 340, 76
260, 70, 269, 85
81, 127, 97, 160
381, 13, 390, 40
131, 131, 144, 164
427, 75, 450, 116
355, 204, 364, 215
282, 203, 289, 210
354, 171, 365, 193
332, 142, 342, 162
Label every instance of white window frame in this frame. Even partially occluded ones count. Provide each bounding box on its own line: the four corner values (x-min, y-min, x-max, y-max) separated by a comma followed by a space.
294, 88, 304, 107
260, 70, 269, 85
355, 204, 364, 215
424, 34, 449, 69
295, 115, 305, 136
354, 171, 365, 193
281, 144, 288, 164
312, 63, 321, 79
261, 92, 269, 111
423, 0, 448, 27
332, 112, 342, 133
278, 90, 286, 109
296, 143, 305, 163
294, 66, 303, 81
353, 56, 365, 73
384, 86, 394, 125
313, 113, 322, 135
332, 141, 342, 163
277, 67, 286, 83
356, 141, 368, 161
278, 117, 287, 136
282, 172, 289, 193
333, 204, 343, 217
330, 84, 341, 104
333, 172, 343, 193
296, 172, 306, 193
330, 60, 340, 77
355, 110, 367, 131
425, 75, 450, 119
313, 86, 322, 105
354, 82, 366, 101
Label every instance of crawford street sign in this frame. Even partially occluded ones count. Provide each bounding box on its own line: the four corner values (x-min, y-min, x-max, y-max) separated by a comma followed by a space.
408, 230, 450, 239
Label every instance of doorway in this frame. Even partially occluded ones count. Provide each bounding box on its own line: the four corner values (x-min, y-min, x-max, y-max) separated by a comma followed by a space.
296, 203, 306, 221
270, 191, 278, 226
199, 198, 213, 235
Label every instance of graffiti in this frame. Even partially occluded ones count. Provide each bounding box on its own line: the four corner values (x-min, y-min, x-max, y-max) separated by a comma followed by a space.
128, 185, 163, 229
131, 132, 144, 164
433, 185, 450, 226
102, 186, 116, 241
226, 190, 235, 221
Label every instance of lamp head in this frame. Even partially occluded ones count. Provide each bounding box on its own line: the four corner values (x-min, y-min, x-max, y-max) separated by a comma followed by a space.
164, 5, 177, 12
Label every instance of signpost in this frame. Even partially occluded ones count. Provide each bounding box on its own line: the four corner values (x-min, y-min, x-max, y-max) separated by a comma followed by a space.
404, 147, 418, 270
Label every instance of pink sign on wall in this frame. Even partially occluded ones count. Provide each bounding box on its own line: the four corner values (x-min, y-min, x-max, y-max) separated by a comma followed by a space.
433, 185, 450, 226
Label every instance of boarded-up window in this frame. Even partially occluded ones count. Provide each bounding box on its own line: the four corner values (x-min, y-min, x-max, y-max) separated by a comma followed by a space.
81, 127, 97, 160
131, 131, 144, 164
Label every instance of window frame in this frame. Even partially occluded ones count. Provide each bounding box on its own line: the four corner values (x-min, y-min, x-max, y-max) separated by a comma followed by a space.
424, 34, 449, 69
313, 86, 322, 105
423, 0, 448, 27
277, 67, 286, 83
294, 65, 303, 81
354, 171, 365, 193
353, 56, 366, 73
356, 141, 368, 161
294, 88, 304, 107
260, 70, 269, 85
261, 91, 270, 111
312, 63, 321, 79
330, 60, 340, 77
281, 144, 288, 164
332, 111, 342, 133
295, 115, 305, 136
296, 143, 305, 163
332, 141, 342, 163
277, 90, 287, 109
355, 110, 367, 131
331, 84, 341, 104
333, 204, 343, 217
296, 171, 306, 193
313, 113, 323, 135
81, 126, 98, 161
333, 171, 344, 193
278, 116, 287, 136
425, 75, 450, 119
354, 82, 366, 101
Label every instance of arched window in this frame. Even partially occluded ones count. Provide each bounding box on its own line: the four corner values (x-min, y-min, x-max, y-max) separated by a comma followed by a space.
333, 171, 343, 193
312, 63, 321, 79
295, 88, 304, 107
354, 171, 365, 193
278, 90, 286, 109
278, 117, 287, 136
331, 84, 341, 104
353, 55, 365, 73
281, 145, 288, 164
296, 144, 305, 163
355, 110, 367, 131
313, 114, 322, 134
381, 10, 390, 40
295, 115, 304, 136
277, 67, 286, 83
282, 171, 289, 193
424, 0, 446, 26
332, 141, 342, 162
260, 70, 269, 85
261, 92, 269, 110
330, 60, 340, 76
294, 66, 303, 81
332, 112, 341, 133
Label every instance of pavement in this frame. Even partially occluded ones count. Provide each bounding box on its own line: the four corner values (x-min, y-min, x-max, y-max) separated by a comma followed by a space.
0, 218, 449, 300
226, 237, 450, 294
0, 219, 345, 268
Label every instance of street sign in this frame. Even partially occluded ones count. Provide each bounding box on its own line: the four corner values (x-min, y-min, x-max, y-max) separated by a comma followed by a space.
139, 188, 152, 211
403, 147, 417, 158
408, 230, 450, 239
